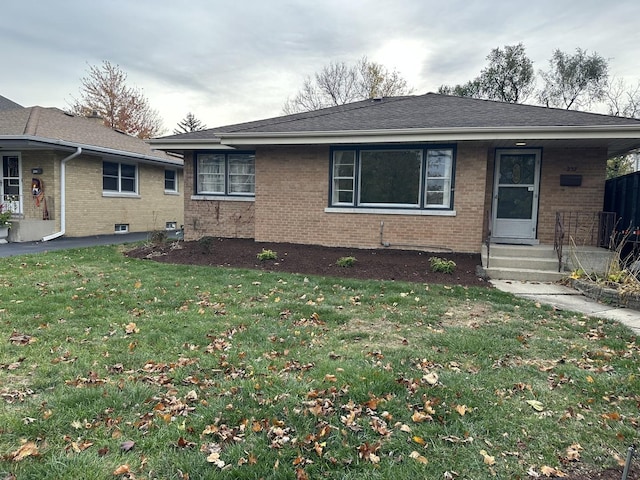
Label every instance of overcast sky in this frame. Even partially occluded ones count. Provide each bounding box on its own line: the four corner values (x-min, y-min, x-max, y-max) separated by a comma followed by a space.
2, 0, 638, 133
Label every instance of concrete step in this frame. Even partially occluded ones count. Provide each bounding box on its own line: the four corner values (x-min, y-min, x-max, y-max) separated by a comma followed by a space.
483, 267, 566, 282
487, 244, 557, 259
487, 255, 559, 271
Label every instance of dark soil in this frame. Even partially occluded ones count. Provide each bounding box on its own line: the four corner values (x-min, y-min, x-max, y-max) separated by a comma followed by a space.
125, 237, 639, 480
126, 237, 488, 287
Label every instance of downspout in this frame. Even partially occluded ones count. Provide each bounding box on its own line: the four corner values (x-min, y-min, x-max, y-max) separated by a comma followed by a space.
42, 147, 82, 241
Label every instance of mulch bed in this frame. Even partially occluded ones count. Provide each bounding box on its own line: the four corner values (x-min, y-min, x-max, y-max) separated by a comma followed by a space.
126, 237, 488, 287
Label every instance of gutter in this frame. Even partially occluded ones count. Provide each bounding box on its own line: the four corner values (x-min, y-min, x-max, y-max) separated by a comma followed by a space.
0, 135, 182, 167
42, 147, 82, 241
216, 124, 640, 146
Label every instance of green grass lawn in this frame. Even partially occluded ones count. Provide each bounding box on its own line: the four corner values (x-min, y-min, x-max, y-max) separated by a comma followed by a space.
0, 245, 638, 479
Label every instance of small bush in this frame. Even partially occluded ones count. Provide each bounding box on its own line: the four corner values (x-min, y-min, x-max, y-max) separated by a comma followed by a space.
336, 256, 357, 268
257, 249, 278, 261
148, 230, 168, 246
429, 256, 456, 274
198, 236, 216, 251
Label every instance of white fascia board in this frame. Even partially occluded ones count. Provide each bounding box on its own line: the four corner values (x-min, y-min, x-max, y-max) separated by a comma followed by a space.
217, 125, 640, 146
147, 138, 233, 151
0, 135, 183, 167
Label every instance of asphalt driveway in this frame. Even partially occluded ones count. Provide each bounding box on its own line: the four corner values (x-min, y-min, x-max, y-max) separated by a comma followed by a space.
0, 232, 158, 258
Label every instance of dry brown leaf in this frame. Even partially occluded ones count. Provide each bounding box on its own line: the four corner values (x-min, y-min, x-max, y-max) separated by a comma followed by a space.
120, 440, 135, 452
411, 410, 432, 423
409, 450, 428, 464
480, 449, 495, 465
455, 404, 469, 416
113, 464, 131, 475
424, 372, 439, 385
124, 323, 139, 334
10, 441, 39, 461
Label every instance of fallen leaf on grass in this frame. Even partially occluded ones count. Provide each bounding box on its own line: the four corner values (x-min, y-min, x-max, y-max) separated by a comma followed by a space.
479, 449, 495, 465
9, 441, 39, 461
113, 464, 131, 475
526, 400, 544, 412
409, 450, 428, 464
455, 404, 469, 416
124, 323, 139, 334
564, 443, 582, 461
8, 332, 36, 345
423, 372, 439, 385
540, 465, 566, 477
411, 410, 432, 423
120, 440, 135, 452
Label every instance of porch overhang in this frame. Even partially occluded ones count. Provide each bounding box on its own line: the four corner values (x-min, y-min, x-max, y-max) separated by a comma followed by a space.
0, 135, 183, 167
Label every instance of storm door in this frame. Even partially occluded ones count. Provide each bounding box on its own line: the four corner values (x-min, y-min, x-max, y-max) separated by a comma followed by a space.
491, 149, 541, 242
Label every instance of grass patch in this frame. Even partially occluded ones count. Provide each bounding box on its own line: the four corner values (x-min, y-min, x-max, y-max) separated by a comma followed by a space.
0, 245, 638, 479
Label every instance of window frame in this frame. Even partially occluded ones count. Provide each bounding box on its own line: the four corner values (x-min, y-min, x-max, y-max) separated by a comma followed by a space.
103, 161, 138, 195
194, 151, 255, 198
329, 144, 456, 211
164, 168, 178, 193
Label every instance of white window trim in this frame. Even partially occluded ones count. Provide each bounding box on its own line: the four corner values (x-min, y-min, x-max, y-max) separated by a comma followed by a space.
103, 161, 139, 195
191, 195, 255, 202
196, 152, 255, 197
325, 207, 456, 216
330, 146, 455, 211
164, 168, 178, 194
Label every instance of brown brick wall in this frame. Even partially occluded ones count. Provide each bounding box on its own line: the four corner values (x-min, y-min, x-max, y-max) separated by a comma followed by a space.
183, 144, 608, 253
253, 144, 488, 253
536, 147, 607, 244
182, 152, 255, 241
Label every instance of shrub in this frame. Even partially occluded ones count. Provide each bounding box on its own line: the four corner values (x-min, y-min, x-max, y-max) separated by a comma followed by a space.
336, 257, 357, 267
257, 249, 277, 261
148, 230, 168, 246
429, 256, 456, 274
198, 236, 216, 251
336, 256, 357, 267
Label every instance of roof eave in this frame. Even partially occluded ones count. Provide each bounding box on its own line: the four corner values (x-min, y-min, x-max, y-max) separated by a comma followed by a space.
217, 125, 640, 146
147, 138, 232, 152
0, 135, 183, 167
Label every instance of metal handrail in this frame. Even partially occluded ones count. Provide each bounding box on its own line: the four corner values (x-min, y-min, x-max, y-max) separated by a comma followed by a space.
485, 208, 492, 269
554, 212, 565, 272
554, 211, 617, 273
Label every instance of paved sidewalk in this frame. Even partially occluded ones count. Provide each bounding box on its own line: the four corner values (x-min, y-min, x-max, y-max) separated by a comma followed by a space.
491, 280, 640, 334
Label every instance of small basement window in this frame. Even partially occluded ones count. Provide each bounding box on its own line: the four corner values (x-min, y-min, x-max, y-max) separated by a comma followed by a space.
114, 223, 129, 234
165, 221, 177, 230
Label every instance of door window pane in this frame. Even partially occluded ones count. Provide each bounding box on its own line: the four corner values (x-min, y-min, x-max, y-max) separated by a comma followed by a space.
499, 154, 536, 185
496, 187, 533, 219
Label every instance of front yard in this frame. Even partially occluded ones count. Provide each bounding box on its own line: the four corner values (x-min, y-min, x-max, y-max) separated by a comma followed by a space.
0, 244, 638, 479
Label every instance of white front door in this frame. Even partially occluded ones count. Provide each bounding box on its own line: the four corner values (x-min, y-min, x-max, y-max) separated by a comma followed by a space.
491, 149, 541, 242
1, 154, 22, 214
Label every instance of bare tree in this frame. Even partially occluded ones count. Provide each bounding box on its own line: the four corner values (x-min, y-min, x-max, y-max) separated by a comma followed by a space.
68, 61, 165, 139
538, 48, 609, 110
605, 77, 640, 118
283, 56, 413, 114
174, 112, 207, 134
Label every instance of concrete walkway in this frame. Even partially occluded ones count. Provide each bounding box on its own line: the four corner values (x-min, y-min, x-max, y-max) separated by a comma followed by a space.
491, 280, 640, 334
